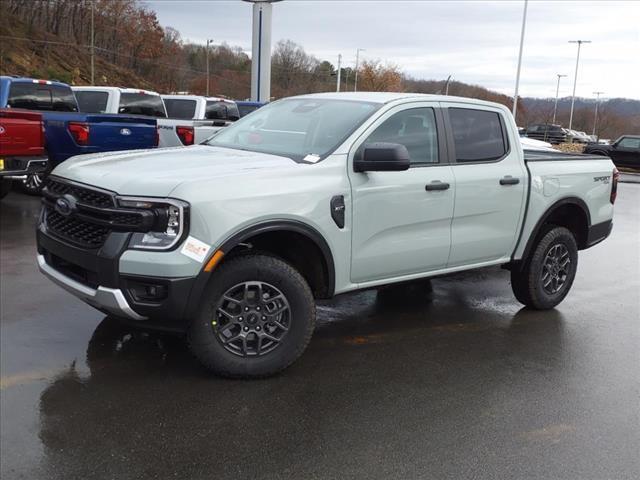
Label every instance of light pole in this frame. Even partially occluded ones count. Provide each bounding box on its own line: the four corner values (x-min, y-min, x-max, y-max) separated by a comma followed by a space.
336, 54, 342, 92
592, 91, 604, 138
90, 0, 95, 84
244, 0, 281, 102
354, 48, 365, 92
444, 75, 452, 95
552, 74, 567, 124
512, 0, 528, 121
568, 39, 591, 129
206, 38, 213, 96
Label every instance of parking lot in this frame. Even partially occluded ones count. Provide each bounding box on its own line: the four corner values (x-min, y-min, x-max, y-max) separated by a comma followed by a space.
0, 183, 638, 480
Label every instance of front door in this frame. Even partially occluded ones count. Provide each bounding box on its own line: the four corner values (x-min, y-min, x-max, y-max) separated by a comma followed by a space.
349, 103, 455, 284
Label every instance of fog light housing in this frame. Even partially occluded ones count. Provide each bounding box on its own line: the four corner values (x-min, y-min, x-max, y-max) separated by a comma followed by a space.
128, 282, 168, 302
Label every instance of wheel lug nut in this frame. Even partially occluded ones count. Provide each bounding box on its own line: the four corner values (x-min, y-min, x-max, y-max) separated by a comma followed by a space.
244, 307, 249, 311
256, 306, 261, 311
256, 326, 261, 331
238, 316, 243, 321
244, 326, 249, 331
262, 316, 266, 320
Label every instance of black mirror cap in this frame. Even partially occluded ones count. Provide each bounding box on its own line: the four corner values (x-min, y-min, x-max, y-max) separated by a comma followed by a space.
354, 142, 411, 172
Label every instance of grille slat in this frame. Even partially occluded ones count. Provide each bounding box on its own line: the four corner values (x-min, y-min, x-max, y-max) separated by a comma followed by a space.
46, 207, 109, 248
46, 178, 114, 208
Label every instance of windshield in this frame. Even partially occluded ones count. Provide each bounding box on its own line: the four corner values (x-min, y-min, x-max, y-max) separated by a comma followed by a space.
206, 98, 380, 161
118, 93, 166, 117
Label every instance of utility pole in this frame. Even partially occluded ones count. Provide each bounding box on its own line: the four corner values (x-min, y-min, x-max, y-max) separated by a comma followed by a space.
444, 75, 452, 95
206, 39, 213, 96
552, 74, 567, 124
90, 0, 95, 84
512, 0, 528, 121
568, 39, 591, 130
354, 48, 365, 92
336, 54, 342, 92
592, 91, 604, 138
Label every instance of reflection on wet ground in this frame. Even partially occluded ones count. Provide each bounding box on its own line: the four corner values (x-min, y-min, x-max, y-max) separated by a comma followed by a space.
1, 187, 639, 480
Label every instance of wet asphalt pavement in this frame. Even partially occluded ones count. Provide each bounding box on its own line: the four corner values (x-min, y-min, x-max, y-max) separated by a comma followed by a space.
1, 185, 639, 480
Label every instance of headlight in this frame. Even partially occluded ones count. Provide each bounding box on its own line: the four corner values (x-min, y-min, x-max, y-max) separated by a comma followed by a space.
117, 196, 189, 251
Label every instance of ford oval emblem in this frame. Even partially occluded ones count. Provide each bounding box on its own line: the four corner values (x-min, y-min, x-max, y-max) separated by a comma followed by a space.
54, 194, 77, 217
120, 128, 132, 136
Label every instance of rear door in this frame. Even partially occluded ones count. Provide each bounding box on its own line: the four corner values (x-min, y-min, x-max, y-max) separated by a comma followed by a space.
444, 104, 527, 267
349, 102, 455, 283
611, 137, 640, 169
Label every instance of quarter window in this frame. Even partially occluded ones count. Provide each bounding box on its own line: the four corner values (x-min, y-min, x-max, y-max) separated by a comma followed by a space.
449, 108, 507, 162
361, 107, 439, 165
74, 91, 109, 113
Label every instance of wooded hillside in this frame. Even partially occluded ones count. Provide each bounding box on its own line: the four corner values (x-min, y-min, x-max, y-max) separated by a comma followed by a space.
1, 0, 637, 139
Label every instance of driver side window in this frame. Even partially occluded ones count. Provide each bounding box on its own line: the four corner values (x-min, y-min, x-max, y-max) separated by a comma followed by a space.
619, 137, 640, 150
360, 107, 439, 165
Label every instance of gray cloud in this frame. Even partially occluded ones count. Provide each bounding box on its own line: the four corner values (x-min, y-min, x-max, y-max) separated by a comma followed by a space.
145, 0, 640, 99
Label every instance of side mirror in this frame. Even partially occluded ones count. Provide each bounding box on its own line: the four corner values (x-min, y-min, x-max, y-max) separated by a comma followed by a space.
354, 142, 410, 172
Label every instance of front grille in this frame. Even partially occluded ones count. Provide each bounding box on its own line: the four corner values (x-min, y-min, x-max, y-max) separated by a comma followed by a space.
46, 177, 114, 208
45, 206, 110, 248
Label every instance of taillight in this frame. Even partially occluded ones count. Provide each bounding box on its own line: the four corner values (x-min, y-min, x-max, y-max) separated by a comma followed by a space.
610, 167, 619, 204
176, 126, 194, 146
68, 122, 90, 145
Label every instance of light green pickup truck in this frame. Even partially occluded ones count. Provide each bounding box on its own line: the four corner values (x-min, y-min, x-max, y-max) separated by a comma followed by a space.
37, 92, 617, 377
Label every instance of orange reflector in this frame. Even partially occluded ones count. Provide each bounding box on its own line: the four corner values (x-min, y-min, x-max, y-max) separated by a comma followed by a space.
204, 250, 224, 272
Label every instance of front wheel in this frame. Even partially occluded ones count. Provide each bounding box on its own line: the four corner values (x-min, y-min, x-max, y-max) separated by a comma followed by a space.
188, 254, 316, 378
511, 226, 578, 310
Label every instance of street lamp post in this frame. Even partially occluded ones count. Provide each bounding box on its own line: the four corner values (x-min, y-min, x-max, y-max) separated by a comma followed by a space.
354, 48, 365, 92
552, 74, 567, 124
444, 75, 452, 95
568, 39, 591, 130
592, 91, 604, 138
512, 0, 529, 121
206, 38, 213, 96
336, 54, 342, 92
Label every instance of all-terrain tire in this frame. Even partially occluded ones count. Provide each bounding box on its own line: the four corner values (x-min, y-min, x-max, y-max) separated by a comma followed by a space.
511, 226, 578, 310
188, 254, 316, 378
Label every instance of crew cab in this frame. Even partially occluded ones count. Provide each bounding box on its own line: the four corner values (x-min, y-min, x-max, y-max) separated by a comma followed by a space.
584, 134, 640, 171
36, 93, 616, 378
0, 109, 48, 199
1, 77, 158, 193
72, 87, 238, 147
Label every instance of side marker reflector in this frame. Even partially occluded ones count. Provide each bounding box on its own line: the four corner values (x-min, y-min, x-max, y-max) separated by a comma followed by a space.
204, 250, 224, 272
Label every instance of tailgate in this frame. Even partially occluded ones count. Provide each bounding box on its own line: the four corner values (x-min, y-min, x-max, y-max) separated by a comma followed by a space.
85, 114, 157, 150
0, 108, 45, 157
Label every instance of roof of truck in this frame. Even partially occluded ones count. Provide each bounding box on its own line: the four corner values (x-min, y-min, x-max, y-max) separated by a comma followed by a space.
72, 86, 161, 96
292, 91, 508, 108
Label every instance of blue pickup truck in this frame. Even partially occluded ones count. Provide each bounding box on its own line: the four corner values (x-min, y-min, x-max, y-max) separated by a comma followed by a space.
0, 76, 158, 193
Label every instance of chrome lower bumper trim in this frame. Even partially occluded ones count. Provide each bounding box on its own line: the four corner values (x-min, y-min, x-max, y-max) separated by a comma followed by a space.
37, 255, 147, 321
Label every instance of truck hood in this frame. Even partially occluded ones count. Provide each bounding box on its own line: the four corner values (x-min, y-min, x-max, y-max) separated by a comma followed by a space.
52, 145, 299, 196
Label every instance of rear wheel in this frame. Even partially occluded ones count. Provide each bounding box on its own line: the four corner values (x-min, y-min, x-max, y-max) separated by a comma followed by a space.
188, 254, 316, 378
511, 226, 578, 310
0, 178, 11, 199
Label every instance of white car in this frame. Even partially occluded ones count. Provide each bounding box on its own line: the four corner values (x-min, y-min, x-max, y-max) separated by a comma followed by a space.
38, 92, 617, 377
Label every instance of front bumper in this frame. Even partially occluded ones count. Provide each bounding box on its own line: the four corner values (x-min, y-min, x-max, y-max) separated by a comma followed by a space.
38, 254, 146, 321
37, 226, 201, 331
0, 156, 48, 178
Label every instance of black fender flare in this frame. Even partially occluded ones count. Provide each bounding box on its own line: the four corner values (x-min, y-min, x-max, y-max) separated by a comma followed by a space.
517, 196, 591, 269
184, 220, 336, 320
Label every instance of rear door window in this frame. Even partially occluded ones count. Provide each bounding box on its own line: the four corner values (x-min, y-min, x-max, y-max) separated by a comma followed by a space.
164, 99, 197, 119
449, 108, 507, 162
119, 93, 166, 117
74, 91, 109, 113
7, 83, 78, 112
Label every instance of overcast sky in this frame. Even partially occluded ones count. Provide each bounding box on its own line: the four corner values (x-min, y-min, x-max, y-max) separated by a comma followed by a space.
144, 0, 640, 100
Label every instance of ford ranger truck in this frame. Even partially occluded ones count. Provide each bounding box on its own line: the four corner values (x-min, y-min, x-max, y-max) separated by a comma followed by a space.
72, 87, 239, 147
0, 108, 48, 199
36, 93, 617, 378
0, 77, 159, 194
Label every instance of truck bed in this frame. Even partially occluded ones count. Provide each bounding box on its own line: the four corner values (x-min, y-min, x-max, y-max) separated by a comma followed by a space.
523, 149, 605, 162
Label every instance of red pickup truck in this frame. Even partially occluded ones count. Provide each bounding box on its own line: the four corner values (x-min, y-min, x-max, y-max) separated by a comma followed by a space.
0, 109, 49, 199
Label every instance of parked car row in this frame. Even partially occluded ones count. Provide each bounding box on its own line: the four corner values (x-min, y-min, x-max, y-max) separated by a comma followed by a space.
524, 124, 597, 145
0, 75, 266, 199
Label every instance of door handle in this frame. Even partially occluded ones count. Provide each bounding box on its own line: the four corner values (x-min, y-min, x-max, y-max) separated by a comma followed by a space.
425, 181, 450, 191
500, 176, 520, 186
